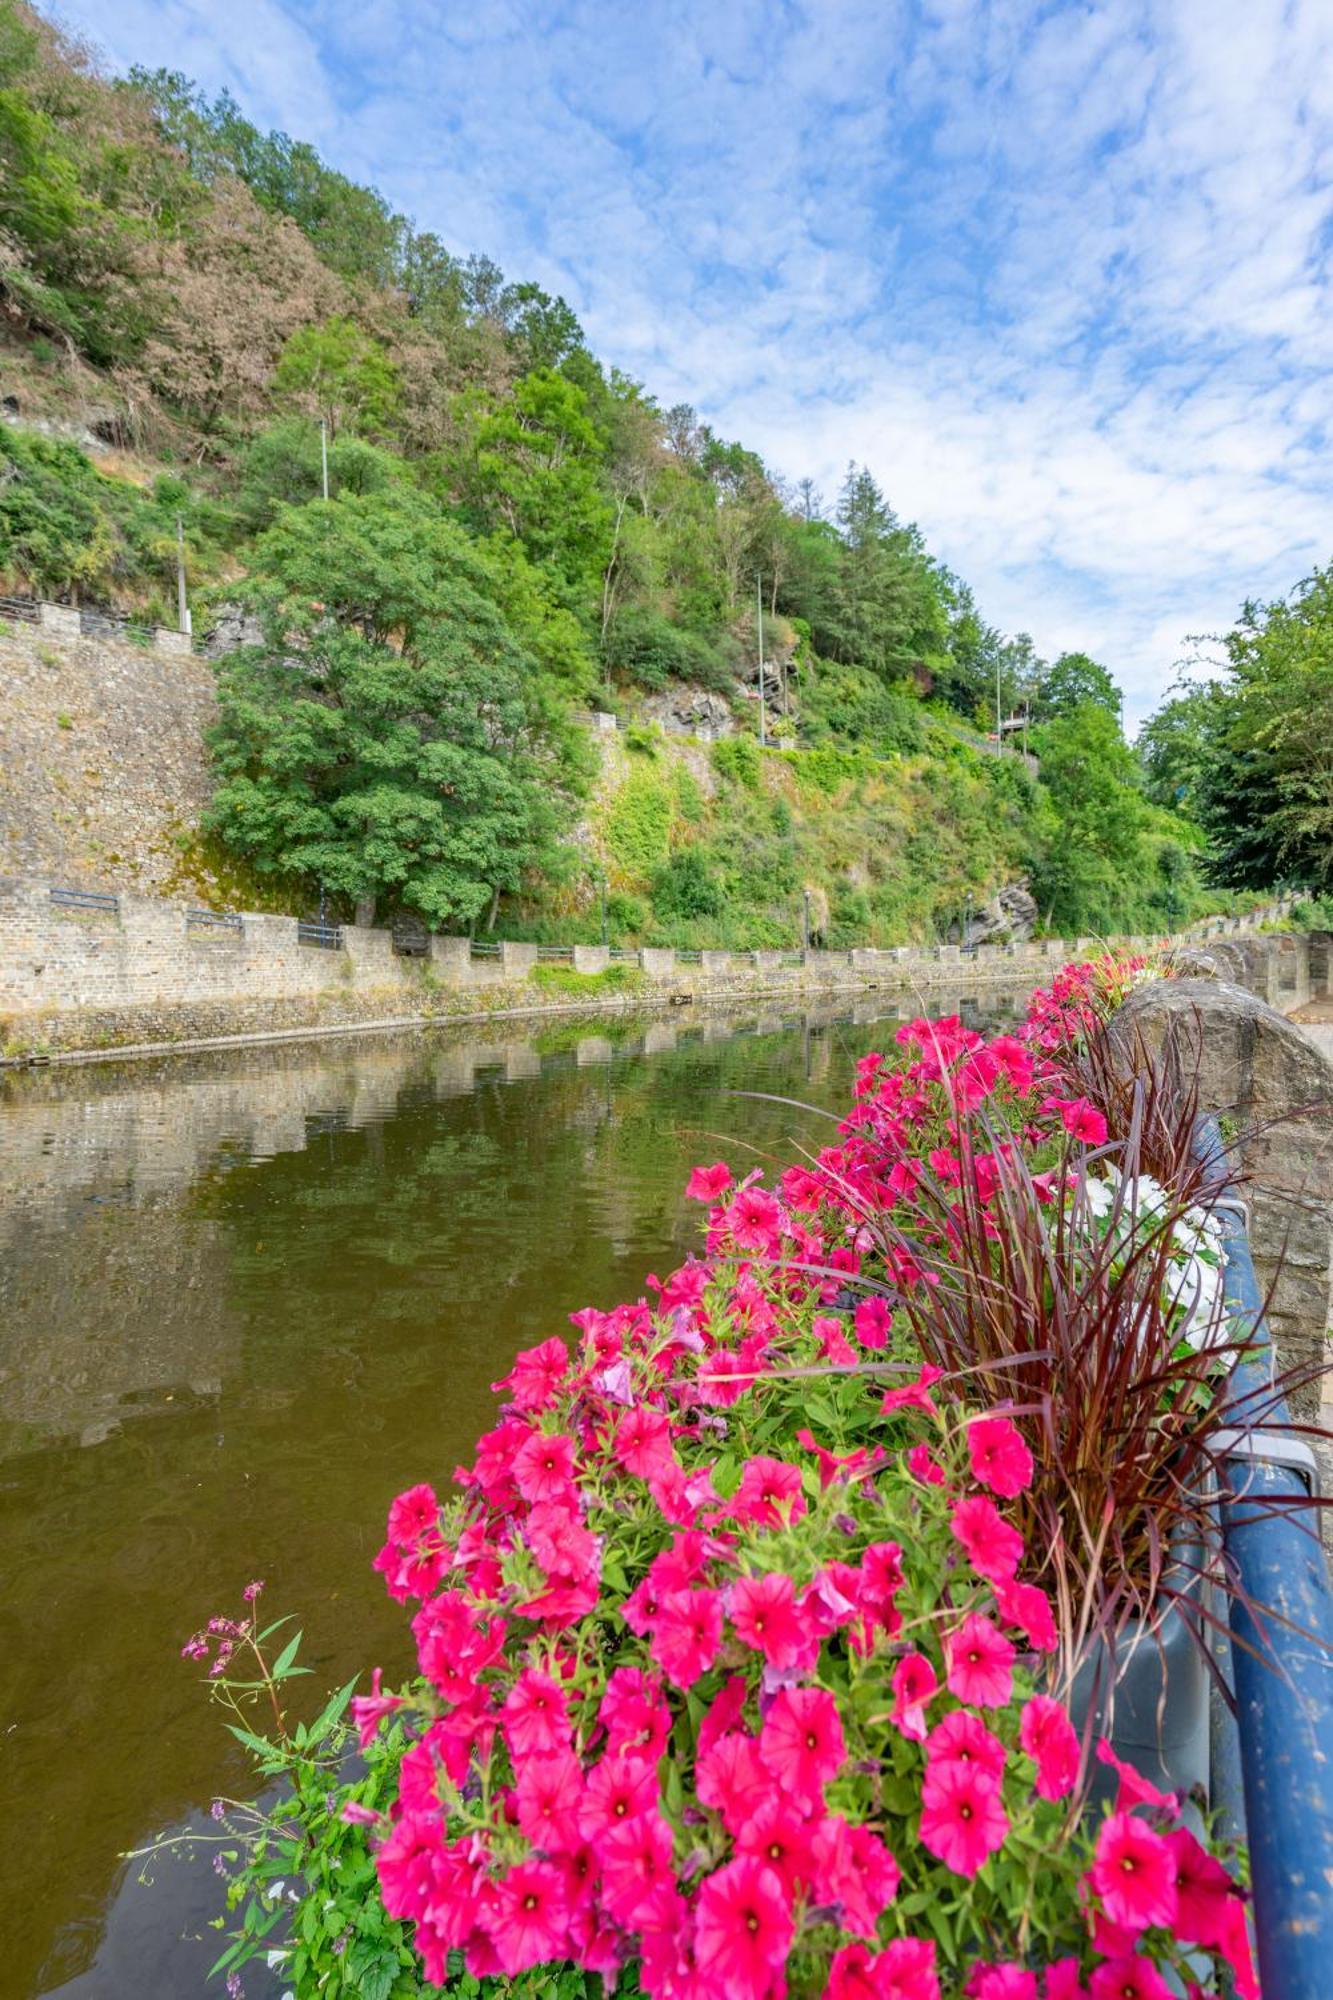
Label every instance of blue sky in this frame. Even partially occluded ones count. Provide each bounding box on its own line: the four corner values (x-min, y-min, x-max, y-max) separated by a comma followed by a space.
61, 0, 1333, 724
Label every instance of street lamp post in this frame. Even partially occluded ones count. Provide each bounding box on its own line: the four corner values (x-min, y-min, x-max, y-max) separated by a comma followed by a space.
600, 871, 608, 947
802, 887, 811, 953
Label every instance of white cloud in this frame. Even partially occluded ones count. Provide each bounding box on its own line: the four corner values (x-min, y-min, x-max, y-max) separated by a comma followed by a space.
57, 0, 1333, 724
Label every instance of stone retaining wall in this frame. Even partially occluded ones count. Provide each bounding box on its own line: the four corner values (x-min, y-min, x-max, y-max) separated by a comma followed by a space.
0, 875, 1305, 1063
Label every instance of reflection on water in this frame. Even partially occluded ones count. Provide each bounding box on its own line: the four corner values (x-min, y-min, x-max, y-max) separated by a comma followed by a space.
0, 991, 1029, 1998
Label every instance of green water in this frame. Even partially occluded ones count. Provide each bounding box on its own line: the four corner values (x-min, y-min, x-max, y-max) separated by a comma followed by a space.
0, 994, 1028, 1997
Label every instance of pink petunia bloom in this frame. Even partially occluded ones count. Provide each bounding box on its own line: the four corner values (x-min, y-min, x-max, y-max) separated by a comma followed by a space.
811, 1816, 900, 1937
890, 1651, 939, 1741
950, 1494, 1025, 1581
729, 1570, 815, 1669
945, 1612, 1016, 1708
967, 1417, 1035, 1498
796, 1428, 881, 1489
854, 1295, 893, 1350
599, 1810, 678, 1928
511, 1429, 578, 1506
486, 1857, 569, 1976
615, 1404, 674, 1478
502, 1669, 571, 1760
578, 1753, 658, 1850
1215, 1890, 1260, 2000
350, 1666, 404, 1750
876, 1937, 943, 2000
599, 1666, 671, 1761
1041, 1094, 1109, 1146
697, 1673, 749, 1756
1093, 1740, 1179, 1814
732, 1454, 808, 1527
693, 1856, 794, 2000
993, 1574, 1059, 1653
386, 1483, 440, 1547
880, 1362, 944, 1417
925, 1709, 1007, 1783
919, 1760, 1009, 1877
686, 1159, 733, 1203
969, 1969, 1038, 2000
813, 1313, 858, 1365
1164, 1827, 1235, 1948
735, 1792, 818, 1901
514, 1750, 585, 1854
697, 1729, 771, 1834
1088, 1959, 1174, 2000
758, 1685, 847, 1807
1019, 1696, 1082, 1801
375, 1810, 446, 1922
724, 1185, 785, 1253
650, 1586, 724, 1689
1088, 1813, 1179, 1932
908, 1441, 947, 1487
826, 1942, 886, 2000
1044, 1961, 1088, 2000
495, 1337, 568, 1413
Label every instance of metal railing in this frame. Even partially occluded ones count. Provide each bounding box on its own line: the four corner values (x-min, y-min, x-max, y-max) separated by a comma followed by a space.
608, 949, 639, 962
49, 886, 118, 915
536, 945, 576, 961
296, 920, 342, 950
186, 908, 242, 936
676, 949, 703, 963
0, 594, 40, 624
470, 940, 502, 958
1196, 1119, 1333, 1993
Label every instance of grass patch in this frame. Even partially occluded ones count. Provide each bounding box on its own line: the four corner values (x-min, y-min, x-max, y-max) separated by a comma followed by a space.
531, 962, 646, 996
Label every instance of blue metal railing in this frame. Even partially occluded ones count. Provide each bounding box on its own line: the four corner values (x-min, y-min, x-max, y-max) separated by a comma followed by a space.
296, 920, 342, 950
185, 907, 242, 936
1197, 1119, 1333, 1996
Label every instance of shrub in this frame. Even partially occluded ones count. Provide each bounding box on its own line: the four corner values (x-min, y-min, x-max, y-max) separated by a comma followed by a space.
650, 848, 724, 922
604, 771, 675, 884
709, 735, 761, 792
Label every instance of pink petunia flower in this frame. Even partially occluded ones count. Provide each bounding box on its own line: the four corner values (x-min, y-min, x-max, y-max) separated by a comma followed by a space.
578, 1753, 658, 1850
697, 1729, 771, 1835
729, 1570, 814, 1669
724, 1185, 785, 1253
969, 1968, 1039, 2000
890, 1651, 939, 1741
810, 1816, 900, 1937
1019, 1695, 1082, 1801
1093, 1740, 1179, 1814
967, 1417, 1035, 1497
511, 1429, 578, 1506
854, 1295, 893, 1350
758, 1685, 847, 1807
502, 1669, 571, 1760
813, 1313, 858, 1365
876, 1936, 943, 2000
735, 1792, 818, 1901
598, 1810, 678, 1928
693, 1856, 794, 1999
732, 1454, 808, 1527
945, 1612, 1017, 1708
615, 1404, 674, 1477
827, 1942, 886, 2000
919, 1760, 1009, 1877
925, 1709, 1007, 1784
950, 1494, 1025, 1581
650, 1586, 724, 1689
1164, 1827, 1235, 1948
495, 1337, 568, 1413
1088, 1958, 1174, 2000
1044, 1960, 1088, 2000
513, 1750, 585, 1854
993, 1574, 1059, 1653
685, 1159, 733, 1202
485, 1857, 569, 1976
1088, 1812, 1179, 1932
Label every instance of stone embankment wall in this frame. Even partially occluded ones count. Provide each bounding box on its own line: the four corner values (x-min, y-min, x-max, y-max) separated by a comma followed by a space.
0, 874, 1300, 1063
0, 614, 216, 895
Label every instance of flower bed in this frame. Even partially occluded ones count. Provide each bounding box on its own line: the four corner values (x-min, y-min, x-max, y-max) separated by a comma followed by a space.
188, 952, 1262, 2000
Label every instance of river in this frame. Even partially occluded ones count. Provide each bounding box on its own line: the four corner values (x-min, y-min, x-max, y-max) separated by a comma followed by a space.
0, 992, 1031, 1997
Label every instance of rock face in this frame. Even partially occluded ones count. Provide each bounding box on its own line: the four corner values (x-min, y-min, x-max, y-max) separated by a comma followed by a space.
1112, 977, 1333, 1409
640, 687, 736, 739
199, 603, 265, 657
963, 881, 1039, 947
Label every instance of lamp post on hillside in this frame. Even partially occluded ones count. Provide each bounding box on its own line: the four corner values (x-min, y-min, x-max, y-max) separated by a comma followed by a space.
320, 418, 330, 502
756, 572, 767, 748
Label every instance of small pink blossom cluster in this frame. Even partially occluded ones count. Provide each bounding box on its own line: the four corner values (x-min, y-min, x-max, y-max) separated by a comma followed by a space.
350, 959, 1255, 1997
181, 1610, 255, 1679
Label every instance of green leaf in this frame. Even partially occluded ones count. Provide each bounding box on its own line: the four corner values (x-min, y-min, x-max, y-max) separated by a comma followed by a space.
270, 1627, 304, 1679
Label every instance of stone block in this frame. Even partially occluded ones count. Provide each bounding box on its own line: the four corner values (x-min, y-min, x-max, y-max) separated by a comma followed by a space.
38, 602, 80, 639
640, 947, 676, 977
700, 951, 733, 975
499, 941, 539, 979
154, 627, 193, 658
429, 936, 472, 985
572, 945, 610, 974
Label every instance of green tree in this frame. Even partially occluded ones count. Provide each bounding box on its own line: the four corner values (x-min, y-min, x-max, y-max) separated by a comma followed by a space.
464, 368, 611, 594
1029, 701, 1147, 931
273, 317, 402, 439
1034, 650, 1121, 722
1137, 680, 1224, 814
828, 465, 948, 684
205, 489, 578, 927
1190, 569, 1333, 891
